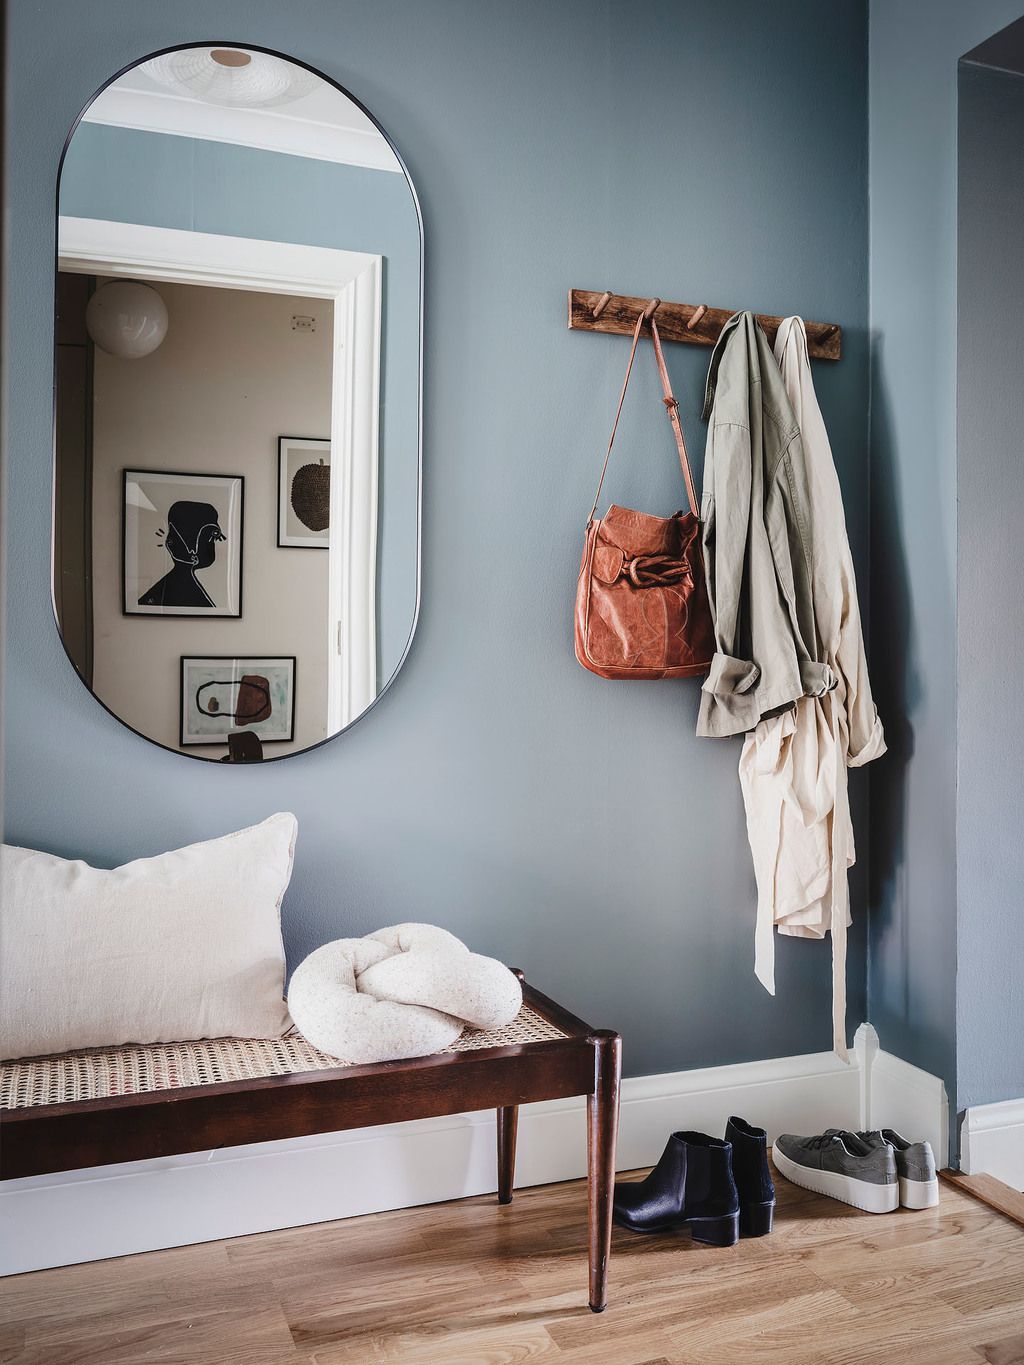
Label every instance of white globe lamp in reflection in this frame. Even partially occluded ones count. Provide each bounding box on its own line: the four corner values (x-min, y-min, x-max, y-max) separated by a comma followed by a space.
86, 280, 168, 360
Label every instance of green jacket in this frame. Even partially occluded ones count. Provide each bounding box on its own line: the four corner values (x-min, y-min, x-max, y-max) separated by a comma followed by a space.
697, 312, 835, 738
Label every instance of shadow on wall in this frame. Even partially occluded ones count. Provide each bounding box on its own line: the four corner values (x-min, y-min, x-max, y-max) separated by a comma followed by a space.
867, 340, 916, 1017
867, 337, 955, 1089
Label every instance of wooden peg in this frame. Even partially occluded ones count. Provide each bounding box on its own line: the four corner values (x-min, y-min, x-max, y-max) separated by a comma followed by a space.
641, 297, 661, 321
687, 304, 708, 331
818, 324, 838, 344
590, 291, 613, 320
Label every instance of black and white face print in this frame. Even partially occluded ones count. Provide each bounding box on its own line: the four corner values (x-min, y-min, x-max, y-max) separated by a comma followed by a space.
124, 470, 243, 618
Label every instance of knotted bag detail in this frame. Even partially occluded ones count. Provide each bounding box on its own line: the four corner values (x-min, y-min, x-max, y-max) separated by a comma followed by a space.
593, 542, 691, 588
622, 551, 690, 587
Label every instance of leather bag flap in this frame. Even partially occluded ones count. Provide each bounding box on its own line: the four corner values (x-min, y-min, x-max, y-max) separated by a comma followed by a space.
592, 543, 624, 585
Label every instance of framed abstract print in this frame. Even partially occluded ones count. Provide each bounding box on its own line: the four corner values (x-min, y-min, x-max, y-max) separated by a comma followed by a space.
180, 655, 296, 747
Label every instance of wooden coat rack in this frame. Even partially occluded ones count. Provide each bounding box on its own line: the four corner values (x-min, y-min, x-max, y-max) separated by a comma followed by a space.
568, 289, 842, 361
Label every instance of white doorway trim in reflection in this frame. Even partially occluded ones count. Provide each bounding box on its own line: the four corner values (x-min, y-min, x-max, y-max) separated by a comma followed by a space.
58, 215, 381, 732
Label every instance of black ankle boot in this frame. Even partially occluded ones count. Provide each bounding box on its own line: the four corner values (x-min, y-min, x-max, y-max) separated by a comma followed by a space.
612, 1131, 739, 1246
725, 1116, 775, 1236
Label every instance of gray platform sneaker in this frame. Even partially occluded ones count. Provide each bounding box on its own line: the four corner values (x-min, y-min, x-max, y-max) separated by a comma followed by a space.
858, 1129, 939, 1209
772, 1131, 899, 1213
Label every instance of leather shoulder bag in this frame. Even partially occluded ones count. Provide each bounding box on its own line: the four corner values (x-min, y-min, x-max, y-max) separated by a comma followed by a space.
574, 312, 715, 680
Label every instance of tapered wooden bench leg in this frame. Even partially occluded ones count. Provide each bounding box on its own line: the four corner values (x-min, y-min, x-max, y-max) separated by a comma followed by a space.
587, 1029, 621, 1312
497, 1104, 518, 1204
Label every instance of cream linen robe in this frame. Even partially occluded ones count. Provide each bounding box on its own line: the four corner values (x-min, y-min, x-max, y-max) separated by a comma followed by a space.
738, 318, 885, 1060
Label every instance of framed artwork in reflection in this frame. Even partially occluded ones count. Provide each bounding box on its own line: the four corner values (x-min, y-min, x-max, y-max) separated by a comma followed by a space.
278, 436, 330, 548
180, 655, 296, 747
123, 469, 244, 617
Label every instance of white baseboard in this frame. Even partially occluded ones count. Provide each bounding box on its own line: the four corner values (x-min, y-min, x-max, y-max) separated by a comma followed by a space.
960, 1097, 1024, 1190
0, 1029, 945, 1276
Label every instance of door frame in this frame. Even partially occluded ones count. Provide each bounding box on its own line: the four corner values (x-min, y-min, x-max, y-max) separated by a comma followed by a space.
57, 214, 382, 731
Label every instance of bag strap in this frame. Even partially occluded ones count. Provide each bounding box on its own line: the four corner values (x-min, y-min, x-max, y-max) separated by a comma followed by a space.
587, 313, 699, 526
587, 311, 645, 526
650, 319, 700, 519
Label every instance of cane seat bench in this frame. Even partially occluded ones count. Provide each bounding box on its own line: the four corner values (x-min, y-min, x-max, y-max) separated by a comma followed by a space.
0, 975, 622, 1311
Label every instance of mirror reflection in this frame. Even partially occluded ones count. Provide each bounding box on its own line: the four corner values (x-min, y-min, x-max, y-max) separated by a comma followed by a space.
54, 45, 421, 760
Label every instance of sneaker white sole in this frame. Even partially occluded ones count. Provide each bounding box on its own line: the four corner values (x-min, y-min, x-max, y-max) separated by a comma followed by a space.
772, 1142, 899, 1214
899, 1175, 940, 1209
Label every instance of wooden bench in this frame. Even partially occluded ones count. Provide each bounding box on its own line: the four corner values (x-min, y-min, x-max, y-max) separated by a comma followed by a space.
0, 975, 622, 1311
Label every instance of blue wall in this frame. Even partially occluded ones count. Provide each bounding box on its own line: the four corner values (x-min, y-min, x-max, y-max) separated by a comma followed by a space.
3, 0, 870, 1078
59, 121, 421, 688
867, 0, 1023, 1138
956, 59, 1024, 1115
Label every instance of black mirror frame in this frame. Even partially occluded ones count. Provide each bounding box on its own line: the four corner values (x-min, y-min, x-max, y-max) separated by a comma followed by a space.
51, 41, 423, 764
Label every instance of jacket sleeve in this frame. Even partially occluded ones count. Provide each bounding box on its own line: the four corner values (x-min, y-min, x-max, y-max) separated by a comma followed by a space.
764, 434, 836, 705
698, 419, 762, 734
836, 559, 886, 765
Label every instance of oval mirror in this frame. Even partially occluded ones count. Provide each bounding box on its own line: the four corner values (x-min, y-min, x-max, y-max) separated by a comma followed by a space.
53, 45, 421, 761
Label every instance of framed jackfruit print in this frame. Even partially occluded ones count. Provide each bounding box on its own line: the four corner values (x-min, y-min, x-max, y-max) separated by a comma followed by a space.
278, 436, 330, 548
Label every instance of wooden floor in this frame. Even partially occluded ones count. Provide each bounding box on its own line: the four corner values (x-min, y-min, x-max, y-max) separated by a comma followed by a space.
2, 1163, 1023, 1364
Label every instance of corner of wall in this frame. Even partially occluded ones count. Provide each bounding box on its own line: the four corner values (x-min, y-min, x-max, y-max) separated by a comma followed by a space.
859, 1024, 949, 1164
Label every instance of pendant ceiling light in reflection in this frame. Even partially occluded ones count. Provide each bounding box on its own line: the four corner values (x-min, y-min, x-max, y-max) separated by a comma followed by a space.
140, 47, 318, 108
86, 280, 169, 360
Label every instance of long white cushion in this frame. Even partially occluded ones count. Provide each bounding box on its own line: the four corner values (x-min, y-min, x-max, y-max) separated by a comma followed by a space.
0, 813, 296, 1059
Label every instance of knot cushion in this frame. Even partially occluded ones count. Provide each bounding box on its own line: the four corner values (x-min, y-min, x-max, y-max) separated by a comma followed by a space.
287, 923, 523, 1064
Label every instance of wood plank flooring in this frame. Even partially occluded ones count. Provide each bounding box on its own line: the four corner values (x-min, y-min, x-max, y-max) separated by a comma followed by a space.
2, 1161, 1023, 1364
943, 1170, 1024, 1229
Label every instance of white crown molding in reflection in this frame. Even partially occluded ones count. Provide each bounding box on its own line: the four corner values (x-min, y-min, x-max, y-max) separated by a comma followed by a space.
81, 86, 403, 173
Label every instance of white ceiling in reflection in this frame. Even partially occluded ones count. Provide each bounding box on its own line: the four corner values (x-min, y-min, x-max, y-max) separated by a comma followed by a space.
82, 48, 402, 173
